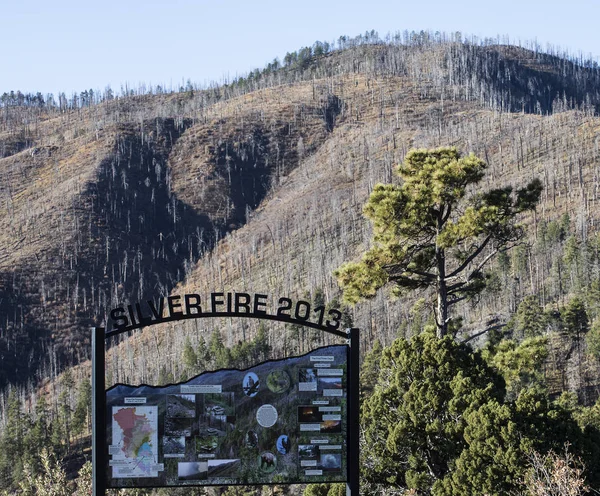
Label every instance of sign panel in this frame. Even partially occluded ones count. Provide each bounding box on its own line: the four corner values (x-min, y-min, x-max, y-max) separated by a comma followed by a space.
105, 345, 348, 488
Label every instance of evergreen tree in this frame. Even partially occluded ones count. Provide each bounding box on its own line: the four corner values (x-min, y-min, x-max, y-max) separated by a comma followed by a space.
231, 339, 252, 368
439, 383, 600, 495
507, 295, 547, 338
303, 483, 345, 496
359, 339, 382, 400
24, 395, 53, 473
360, 332, 600, 494
313, 288, 326, 309
562, 297, 589, 337
0, 391, 26, 487
303, 484, 330, 496
360, 331, 505, 493
56, 389, 72, 454
72, 378, 92, 439
196, 335, 208, 369
18, 448, 71, 496
53, 369, 75, 454
209, 330, 232, 369
564, 235, 580, 266
252, 323, 271, 363
182, 336, 199, 377
157, 365, 174, 385
483, 336, 548, 398
1, 391, 42, 490
437, 399, 524, 495
585, 317, 600, 359
335, 147, 542, 337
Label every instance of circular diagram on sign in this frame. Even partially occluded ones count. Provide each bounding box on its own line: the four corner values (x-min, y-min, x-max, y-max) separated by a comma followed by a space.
266, 370, 291, 393
258, 451, 277, 473
256, 404, 278, 428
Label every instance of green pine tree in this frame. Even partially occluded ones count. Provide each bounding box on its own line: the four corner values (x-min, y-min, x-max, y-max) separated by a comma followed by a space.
562, 297, 589, 338
196, 335, 208, 369
182, 336, 199, 378
335, 147, 542, 337
361, 332, 600, 494
0, 390, 26, 487
209, 330, 232, 369
57, 389, 72, 454
483, 336, 548, 398
360, 331, 505, 493
360, 339, 383, 400
507, 295, 547, 339
72, 378, 92, 439
586, 317, 600, 359
23, 394, 54, 474
252, 323, 271, 363
303, 483, 345, 496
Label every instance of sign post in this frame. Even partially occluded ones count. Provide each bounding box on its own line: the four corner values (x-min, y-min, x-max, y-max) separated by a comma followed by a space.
346, 327, 360, 496
92, 327, 106, 496
91, 292, 360, 495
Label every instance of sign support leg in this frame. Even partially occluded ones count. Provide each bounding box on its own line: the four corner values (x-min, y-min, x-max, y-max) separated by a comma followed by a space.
346, 328, 360, 496
92, 327, 106, 496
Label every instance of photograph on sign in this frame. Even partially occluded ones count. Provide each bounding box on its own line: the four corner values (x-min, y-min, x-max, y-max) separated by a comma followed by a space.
105, 344, 348, 487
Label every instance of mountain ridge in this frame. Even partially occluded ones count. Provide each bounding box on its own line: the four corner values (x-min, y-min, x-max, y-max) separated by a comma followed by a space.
2, 38, 600, 402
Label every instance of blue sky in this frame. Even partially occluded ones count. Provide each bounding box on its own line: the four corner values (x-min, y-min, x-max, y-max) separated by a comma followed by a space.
2, 0, 600, 97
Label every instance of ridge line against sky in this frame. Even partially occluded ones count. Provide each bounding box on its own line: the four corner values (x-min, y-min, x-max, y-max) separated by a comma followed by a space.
2, 0, 600, 97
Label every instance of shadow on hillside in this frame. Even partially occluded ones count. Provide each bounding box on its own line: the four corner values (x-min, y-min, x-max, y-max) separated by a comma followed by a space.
0, 118, 216, 389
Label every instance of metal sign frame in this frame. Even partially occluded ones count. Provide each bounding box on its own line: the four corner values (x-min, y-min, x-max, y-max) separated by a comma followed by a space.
92, 292, 359, 495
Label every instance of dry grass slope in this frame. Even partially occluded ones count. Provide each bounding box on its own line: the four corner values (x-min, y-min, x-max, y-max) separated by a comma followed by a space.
2, 44, 600, 403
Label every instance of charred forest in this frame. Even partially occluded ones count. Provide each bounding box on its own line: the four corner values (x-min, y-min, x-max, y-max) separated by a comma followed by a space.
3, 30, 600, 494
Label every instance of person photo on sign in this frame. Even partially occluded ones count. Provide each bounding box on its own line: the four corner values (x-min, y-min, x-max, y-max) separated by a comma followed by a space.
299, 368, 317, 383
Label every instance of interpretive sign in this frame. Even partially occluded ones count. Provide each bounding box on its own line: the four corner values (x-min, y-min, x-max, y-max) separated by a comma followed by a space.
105, 345, 347, 487
92, 292, 359, 495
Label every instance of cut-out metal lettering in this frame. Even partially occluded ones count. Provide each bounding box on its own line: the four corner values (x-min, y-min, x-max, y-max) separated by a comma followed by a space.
107, 292, 347, 338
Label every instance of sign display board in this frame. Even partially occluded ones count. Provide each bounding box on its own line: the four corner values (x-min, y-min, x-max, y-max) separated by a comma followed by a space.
105, 345, 348, 488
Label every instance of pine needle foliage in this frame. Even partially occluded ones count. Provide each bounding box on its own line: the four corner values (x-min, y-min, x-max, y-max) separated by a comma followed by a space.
360, 332, 600, 495
335, 147, 542, 337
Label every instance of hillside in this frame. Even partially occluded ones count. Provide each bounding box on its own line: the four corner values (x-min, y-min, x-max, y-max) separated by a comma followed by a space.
0, 86, 336, 390
2, 34, 600, 400
111, 75, 600, 399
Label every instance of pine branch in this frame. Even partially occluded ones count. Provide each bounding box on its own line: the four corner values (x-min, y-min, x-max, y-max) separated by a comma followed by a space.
460, 323, 506, 343
447, 234, 492, 279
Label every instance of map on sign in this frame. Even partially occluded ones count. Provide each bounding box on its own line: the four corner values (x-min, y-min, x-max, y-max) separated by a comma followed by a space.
111, 406, 159, 478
